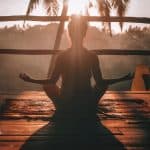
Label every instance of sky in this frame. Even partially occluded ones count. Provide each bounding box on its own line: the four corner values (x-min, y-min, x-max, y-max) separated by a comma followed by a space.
0, 0, 150, 32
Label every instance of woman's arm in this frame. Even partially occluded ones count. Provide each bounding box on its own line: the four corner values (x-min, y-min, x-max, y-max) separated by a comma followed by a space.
104, 73, 134, 85
19, 73, 51, 84
19, 55, 61, 85
92, 55, 134, 88
92, 55, 106, 89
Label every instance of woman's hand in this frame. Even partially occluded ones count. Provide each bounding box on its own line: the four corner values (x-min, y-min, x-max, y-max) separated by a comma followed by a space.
122, 73, 134, 80
19, 73, 32, 82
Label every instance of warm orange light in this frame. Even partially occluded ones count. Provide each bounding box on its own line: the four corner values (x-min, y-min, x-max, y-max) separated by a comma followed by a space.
67, 0, 101, 29
68, 0, 89, 15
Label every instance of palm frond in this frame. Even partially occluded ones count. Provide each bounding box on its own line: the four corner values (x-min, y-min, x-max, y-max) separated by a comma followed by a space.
97, 0, 112, 35
26, 0, 59, 16
26, 0, 40, 16
43, 0, 59, 16
25, 0, 130, 35
97, 0, 130, 34
111, 0, 130, 30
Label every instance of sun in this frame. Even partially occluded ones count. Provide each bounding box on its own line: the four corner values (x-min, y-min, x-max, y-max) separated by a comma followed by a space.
68, 0, 90, 15
67, 0, 99, 16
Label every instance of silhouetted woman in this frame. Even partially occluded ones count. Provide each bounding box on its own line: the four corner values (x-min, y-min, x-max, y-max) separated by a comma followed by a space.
20, 15, 132, 150
20, 15, 133, 119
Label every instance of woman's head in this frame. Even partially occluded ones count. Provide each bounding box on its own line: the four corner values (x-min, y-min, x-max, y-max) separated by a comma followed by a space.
68, 15, 88, 43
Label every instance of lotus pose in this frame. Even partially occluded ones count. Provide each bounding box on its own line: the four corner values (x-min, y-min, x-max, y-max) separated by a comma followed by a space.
20, 16, 133, 118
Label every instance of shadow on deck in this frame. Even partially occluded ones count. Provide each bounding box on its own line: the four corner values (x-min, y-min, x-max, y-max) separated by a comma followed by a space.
0, 91, 150, 150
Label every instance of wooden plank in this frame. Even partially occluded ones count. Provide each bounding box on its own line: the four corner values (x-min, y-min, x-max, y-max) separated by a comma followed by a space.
114, 135, 150, 146
126, 147, 149, 150
0, 92, 149, 119
0, 141, 145, 150
3, 112, 149, 120
0, 120, 48, 125
1, 91, 147, 95
0, 134, 148, 143
118, 128, 150, 135
0, 119, 147, 128
2, 91, 148, 100
0, 133, 148, 148
2, 142, 147, 150
101, 92, 150, 101
0, 135, 149, 145
0, 92, 149, 149
126, 147, 148, 150
102, 120, 149, 128
0, 114, 52, 119
0, 142, 23, 150
0, 16, 150, 24
0, 49, 150, 55
0, 124, 121, 135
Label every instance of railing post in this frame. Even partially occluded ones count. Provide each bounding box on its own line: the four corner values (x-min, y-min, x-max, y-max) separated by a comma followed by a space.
47, 0, 68, 78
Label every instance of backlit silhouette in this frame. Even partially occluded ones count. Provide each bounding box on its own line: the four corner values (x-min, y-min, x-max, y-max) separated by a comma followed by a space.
20, 16, 133, 119
20, 15, 134, 150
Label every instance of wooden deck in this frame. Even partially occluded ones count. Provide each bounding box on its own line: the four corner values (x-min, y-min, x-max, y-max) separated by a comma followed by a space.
0, 91, 149, 150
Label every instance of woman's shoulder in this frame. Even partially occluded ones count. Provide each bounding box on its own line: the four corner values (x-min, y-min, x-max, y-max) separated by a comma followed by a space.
84, 48, 98, 59
56, 49, 70, 58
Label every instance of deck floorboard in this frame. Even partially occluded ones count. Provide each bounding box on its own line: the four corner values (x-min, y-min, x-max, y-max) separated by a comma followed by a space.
0, 91, 149, 150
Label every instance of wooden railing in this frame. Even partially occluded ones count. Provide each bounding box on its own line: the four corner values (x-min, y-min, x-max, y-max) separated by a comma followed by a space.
0, 16, 150, 24
0, 15, 149, 90
0, 15, 150, 56
0, 49, 150, 55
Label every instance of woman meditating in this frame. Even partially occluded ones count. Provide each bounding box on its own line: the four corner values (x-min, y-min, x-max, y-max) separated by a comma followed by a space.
20, 16, 133, 119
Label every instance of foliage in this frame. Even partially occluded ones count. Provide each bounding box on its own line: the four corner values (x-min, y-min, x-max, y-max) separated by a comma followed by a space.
26, 0, 59, 16
26, 0, 130, 35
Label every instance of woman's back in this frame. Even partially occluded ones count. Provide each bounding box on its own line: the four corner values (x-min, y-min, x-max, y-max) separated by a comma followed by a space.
53, 48, 100, 116
58, 48, 97, 97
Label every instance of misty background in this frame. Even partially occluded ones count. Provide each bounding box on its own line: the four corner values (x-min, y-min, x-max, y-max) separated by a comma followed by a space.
0, 23, 150, 92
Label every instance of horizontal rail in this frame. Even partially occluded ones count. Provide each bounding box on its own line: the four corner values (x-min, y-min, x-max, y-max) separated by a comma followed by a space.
0, 16, 150, 24
0, 49, 150, 55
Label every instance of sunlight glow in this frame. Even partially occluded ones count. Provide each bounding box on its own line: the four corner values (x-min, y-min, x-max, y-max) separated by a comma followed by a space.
0, 0, 144, 33
31, 4, 46, 16
68, 0, 89, 15
66, 0, 100, 30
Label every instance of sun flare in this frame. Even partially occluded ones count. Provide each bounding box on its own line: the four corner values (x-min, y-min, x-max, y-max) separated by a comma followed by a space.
68, 0, 89, 15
